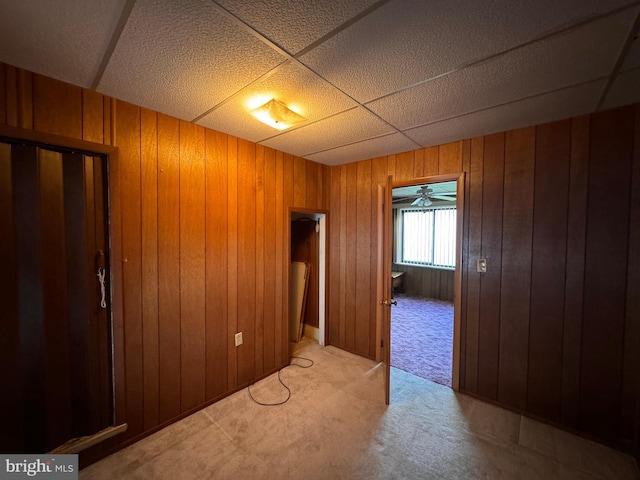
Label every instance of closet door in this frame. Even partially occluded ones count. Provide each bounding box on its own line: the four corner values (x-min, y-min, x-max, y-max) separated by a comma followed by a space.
0, 142, 112, 453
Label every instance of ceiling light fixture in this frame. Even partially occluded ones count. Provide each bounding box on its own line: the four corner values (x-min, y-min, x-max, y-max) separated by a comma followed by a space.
250, 99, 306, 131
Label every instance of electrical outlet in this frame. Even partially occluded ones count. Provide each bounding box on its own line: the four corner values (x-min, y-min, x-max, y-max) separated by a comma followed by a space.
235, 332, 243, 347
477, 259, 487, 273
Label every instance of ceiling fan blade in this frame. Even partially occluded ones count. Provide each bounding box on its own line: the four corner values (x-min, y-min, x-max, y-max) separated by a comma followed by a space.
431, 195, 456, 201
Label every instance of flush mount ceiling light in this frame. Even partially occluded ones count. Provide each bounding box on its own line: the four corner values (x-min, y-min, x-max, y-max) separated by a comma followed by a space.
250, 99, 307, 130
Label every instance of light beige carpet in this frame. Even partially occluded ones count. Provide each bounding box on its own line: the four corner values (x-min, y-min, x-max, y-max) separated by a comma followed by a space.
81, 339, 639, 479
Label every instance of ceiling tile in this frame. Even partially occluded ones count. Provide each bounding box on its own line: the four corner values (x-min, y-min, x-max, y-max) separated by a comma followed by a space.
367, 9, 634, 130
97, 0, 286, 121
197, 60, 358, 143
213, 0, 381, 55
404, 80, 606, 148
260, 107, 395, 157
0, 0, 128, 88
306, 133, 418, 166
299, 0, 633, 103
621, 37, 640, 72
601, 69, 640, 110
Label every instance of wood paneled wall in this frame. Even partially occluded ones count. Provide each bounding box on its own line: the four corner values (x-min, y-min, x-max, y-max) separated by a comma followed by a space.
327, 108, 640, 456
391, 264, 454, 301
0, 63, 328, 462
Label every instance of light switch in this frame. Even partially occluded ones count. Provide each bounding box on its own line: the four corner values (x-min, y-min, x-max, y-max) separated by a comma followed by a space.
477, 259, 487, 273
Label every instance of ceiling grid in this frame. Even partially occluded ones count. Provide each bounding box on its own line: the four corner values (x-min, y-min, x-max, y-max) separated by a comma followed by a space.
0, 0, 638, 165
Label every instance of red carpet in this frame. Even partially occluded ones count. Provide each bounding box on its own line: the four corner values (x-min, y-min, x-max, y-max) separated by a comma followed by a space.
391, 294, 453, 387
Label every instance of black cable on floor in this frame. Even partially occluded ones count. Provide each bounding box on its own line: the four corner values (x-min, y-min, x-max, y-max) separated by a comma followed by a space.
247, 356, 314, 407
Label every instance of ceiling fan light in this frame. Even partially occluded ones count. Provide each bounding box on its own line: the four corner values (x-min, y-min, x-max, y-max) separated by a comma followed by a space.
250, 98, 307, 130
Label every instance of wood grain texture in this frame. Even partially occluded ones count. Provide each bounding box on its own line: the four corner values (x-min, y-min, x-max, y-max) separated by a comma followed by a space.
345, 163, 358, 353
329, 165, 342, 347
227, 136, 239, 388
273, 151, 284, 366
237, 139, 256, 384
157, 114, 181, 422
394, 151, 414, 182
140, 109, 159, 430
0, 64, 6, 125
0, 143, 22, 451
5, 65, 18, 127
391, 264, 454, 300
497, 127, 535, 410
115, 101, 144, 439
621, 106, 640, 442
33, 74, 82, 139
464, 137, 483, 393
205, 129, 228, 400
263, 147, 276, 372
17, 69, 33, 130
562, 115, 590, 427
477, 133, 505, 401
283, 153, 294, 361
580, 107, 634, 441
255, 147, 265, 375
293, 155, 306, 207
370, 157, 388, 357
83, 90, 104, 143
528, 120, 571, 421
439, 141, 462, 174
179, 121, 206, 411
356, 160, 372, 356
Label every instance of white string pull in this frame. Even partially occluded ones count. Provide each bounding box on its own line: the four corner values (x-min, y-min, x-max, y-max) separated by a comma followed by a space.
97, 267, 107, 309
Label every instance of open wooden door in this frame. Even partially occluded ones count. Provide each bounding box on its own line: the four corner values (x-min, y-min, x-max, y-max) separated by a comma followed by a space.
0, 141, 113, 453
377, 176, 394, 405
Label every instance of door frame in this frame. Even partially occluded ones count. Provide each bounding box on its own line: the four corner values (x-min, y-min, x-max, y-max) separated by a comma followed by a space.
377, 171, 465, 392
287, 208, 329, 348
0, 123, 124, 426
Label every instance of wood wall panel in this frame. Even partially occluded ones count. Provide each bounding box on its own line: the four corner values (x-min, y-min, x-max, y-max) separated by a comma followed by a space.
391, 264, 454, 300
439, 141, 462, 174
580, 107, 634, 441
528, 120, 571, 421
83, 90, 104, 143
561, 115, 589, 427
255, 146, 265, 376
477, 133, 505, 401
622, 106, 640, 442
115, 101, 144, 439
226, 136, 239, 390
263, 148, 276, 372
237, 139, 256, 385
140, 109, 159, 431
356, 160, 372, 355
33, 74, 82, 139
205, 129, 228, 400
497, 128, 535, 410
157, 114, 181, 422
345, 163, 358, 353
274, 151, 284, 366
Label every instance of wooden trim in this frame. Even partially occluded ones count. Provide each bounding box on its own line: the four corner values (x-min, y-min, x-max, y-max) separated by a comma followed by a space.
0, 124, 117, 156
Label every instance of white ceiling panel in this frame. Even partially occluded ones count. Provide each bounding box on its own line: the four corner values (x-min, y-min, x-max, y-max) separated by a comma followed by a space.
260, 107, 397, 157
306, 133, 418, 166
197, 60, 358, 143
299, 0, 633, 103
367, 10, 633, 130
404, 80, 606, 148
602, 69, 640, 110
212, 0, 381, 55
0, 0, 128, 88
97, 0, 286, 121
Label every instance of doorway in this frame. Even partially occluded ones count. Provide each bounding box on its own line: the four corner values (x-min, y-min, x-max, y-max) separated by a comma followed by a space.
390, 180, 457, 387
289, 211, 327, 349
378, 173, 464, 400
0, 140, 113, 453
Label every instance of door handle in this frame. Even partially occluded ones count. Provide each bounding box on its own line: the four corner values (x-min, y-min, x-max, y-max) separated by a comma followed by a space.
379, 299, 398, 306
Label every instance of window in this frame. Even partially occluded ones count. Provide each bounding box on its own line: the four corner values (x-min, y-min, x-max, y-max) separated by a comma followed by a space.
398, 207, 456, 268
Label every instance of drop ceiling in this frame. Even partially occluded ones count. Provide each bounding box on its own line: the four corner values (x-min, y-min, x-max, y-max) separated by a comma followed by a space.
0, 0, 638, 166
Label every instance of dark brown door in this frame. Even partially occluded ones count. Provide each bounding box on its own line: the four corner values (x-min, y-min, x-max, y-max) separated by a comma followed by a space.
0, 141, 112, 453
